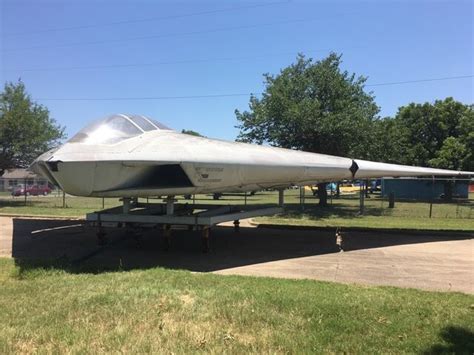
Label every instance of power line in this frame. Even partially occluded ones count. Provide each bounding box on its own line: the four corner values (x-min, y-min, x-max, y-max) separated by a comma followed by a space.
2, 17, 328, 53
8, 48, 356, 72
365, 75, 474, 87
35, 93, 253, 101
4, 1, 290, 37
34, 75, 473, 101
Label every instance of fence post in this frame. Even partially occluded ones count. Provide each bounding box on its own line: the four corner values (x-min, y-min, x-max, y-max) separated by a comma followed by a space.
330, 183, 333, 205
359, 183, 365, 214
429, 176, 434, 218
388, 192, 395, 208
24, 178, 27, 206
278, 189, 284, 207
302, 185, 305, 211
62, 190, 66, 208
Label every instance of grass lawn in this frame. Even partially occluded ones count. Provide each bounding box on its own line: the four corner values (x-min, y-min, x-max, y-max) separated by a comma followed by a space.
0, 190, 472, 230
0, 258, 473, 353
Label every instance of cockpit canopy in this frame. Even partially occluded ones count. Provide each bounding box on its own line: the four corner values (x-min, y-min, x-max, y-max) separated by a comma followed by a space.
68, 114, 171, 145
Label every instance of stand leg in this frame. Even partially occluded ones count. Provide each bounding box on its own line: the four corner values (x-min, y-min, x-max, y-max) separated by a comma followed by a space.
125, 223, 141, 246
202, 227, 210, 253
163, 224, 171, 251
97, 223, 107, 246
233, 220, 240, 233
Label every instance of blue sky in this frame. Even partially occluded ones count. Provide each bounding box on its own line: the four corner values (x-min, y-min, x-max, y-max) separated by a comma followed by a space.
1, 0, 472, 140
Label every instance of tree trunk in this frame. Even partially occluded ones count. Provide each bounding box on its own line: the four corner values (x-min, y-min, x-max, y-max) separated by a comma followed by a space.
317, 182, 328, 206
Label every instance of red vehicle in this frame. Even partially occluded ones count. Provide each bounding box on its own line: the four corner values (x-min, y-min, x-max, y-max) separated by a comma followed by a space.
12, 185, 52, 196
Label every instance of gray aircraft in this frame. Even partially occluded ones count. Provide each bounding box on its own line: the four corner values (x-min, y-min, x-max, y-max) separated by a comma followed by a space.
31, 114, 474, 198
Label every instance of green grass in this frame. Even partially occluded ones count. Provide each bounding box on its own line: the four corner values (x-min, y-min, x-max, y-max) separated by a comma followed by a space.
256, 193, 474, 231
0, 190, 472, 230
0, 258, 472, 353
257, 214, 474, 230
0, 192, 121, 217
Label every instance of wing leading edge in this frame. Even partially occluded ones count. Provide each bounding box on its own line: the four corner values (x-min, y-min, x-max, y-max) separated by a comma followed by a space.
352, 159, 473, 179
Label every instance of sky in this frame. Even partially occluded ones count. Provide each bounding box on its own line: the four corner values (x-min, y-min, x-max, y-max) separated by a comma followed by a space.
0, 0, 473, 141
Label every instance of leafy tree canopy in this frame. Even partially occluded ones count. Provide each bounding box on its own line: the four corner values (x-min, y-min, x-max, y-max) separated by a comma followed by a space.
428, 137, 467, 170
387, 98, 473, 171
0, 80, 66, 175
235, 53, 379, 159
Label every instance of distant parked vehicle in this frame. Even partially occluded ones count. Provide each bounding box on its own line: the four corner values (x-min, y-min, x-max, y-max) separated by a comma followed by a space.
339, 182, 361, 195
305, 183, 338, 196
12, 185, 52, 196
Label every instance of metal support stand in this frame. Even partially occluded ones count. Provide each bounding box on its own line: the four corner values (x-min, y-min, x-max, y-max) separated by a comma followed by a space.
165, 196, 175, 215
86, 201, 283, 252
233, 220, 240, 232
123, 197, 131, 214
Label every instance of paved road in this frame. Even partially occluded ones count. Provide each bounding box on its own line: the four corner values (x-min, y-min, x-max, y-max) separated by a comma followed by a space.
0, 216, 472, 293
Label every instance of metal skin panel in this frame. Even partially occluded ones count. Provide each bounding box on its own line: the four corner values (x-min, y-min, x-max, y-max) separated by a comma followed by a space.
30, 115, 474, 197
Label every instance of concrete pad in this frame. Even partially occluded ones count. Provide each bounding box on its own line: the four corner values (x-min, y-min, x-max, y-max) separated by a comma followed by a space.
216, 239, 474, 293
1, 216, 473, 294
0, 217, 13, 257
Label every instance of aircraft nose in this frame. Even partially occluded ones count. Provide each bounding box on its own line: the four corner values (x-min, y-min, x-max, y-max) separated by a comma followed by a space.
30, 148, 61, 186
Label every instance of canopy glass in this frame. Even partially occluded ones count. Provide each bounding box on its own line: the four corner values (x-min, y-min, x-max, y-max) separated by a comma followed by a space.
68, 114, 170, 144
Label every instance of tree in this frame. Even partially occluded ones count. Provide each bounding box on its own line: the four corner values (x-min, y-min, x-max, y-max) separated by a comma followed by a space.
365, 117, 404, 163
457, 105, 474, 171
389, 98, 472, 170
235, 53, 379, 205
181, 129, 203, 137
428, 137, 467, 170
0, 80, 65, 175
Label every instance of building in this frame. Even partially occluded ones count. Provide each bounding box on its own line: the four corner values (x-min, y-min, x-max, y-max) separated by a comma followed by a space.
0, 169, 50, 192
381, 177, 470, 200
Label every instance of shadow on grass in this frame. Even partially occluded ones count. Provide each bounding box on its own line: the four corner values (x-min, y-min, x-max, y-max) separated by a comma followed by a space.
8, 217, 473, 276
424, 326, 474, 354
